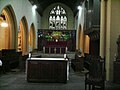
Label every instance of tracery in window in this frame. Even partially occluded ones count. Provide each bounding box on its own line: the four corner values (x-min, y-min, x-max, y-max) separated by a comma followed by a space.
49, 5, 67, 30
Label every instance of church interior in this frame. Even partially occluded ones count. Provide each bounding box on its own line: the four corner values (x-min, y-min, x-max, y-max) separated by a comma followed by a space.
0, 0, 120, 90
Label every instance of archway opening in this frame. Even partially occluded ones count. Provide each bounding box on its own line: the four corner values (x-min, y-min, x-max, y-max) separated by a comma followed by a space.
18, 16, 28, 55
0, 5, 17, 50
78, 25, 81, 50
29, 23, 36, 52
84, 35, 90, 54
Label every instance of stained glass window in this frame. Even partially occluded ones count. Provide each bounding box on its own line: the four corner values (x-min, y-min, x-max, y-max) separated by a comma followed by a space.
49, 5, 67, 30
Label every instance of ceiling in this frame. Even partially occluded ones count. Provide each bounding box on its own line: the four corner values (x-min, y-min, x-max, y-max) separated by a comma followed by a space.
28, 0, 84, 16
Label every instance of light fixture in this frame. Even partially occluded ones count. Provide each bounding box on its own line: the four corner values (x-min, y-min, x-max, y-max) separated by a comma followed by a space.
1, 21, 8, 27
0, 14, 8, 27
55, 39, 58, 42
77, 5, 82, 10
33, 5, 37, 9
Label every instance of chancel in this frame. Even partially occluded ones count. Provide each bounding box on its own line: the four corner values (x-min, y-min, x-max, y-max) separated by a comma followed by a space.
0, 0, 120, 90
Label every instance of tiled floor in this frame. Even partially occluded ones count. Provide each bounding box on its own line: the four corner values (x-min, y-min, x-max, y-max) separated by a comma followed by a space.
0, 67, 120, 90
0, 52, 120, 90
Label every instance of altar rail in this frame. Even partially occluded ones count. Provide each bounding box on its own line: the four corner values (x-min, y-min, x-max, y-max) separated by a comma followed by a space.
43, 46, 67, 54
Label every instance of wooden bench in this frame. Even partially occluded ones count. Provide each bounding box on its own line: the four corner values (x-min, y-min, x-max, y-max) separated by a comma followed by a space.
1, 49, 22, 72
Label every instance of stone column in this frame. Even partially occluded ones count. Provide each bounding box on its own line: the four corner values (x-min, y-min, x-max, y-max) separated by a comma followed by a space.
100, 0, 110, 81
100, 0, 107, 58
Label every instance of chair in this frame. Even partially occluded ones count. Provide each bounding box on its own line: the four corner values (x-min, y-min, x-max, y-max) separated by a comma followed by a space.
71, 50, 84, 72
84, 53, 92, 70
85, 56, 105, 90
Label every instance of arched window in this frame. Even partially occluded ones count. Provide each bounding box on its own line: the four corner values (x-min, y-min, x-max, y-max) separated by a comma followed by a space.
49, 5, 67, 30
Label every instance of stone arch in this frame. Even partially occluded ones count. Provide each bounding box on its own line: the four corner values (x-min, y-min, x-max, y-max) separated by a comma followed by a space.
78, 24, 82, 50
18, 16, 28, 55
0, 4, 17, 50
29, 23, 36, 52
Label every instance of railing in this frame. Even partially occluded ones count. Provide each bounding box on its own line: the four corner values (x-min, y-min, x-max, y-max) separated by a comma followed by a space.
43, 46, 67, 54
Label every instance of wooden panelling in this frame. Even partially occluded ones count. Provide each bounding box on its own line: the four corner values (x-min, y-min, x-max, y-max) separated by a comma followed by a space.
26, 59, 67, 83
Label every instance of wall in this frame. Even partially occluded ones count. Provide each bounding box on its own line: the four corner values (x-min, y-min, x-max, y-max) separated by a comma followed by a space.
0, 0, 41, 50
102, 0, 120, 81
109, 0, 120, 81
41, 3, 74, 30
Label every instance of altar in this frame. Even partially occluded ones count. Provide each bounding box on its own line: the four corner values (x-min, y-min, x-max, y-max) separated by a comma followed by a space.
37, 29, 76, 52
26, 57, 69, 83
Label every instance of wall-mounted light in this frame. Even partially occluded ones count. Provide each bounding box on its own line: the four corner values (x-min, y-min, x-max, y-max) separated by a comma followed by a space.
33, 5, 37, 10
0, 14, 8, 27
1, 22, 8, 27
77, 5, 82, 10
32, 5, 37, 15
77, 5, 82, 18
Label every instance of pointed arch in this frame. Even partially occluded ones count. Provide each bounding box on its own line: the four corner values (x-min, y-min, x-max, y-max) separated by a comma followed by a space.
18, 16, 28, 55
84, 35, 90, 54
0, 4, 17, 50
29, 23, 36, 52
78, 24, 82, 50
